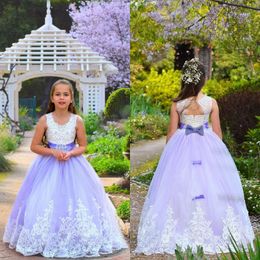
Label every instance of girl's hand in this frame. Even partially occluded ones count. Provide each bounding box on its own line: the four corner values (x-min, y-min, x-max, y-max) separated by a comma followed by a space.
51, 149, 66, 161
62, 151, 74, 161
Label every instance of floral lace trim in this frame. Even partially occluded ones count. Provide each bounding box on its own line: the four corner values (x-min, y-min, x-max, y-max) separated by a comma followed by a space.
135, 204, 255, 255
46, 113, 77, 145
3, 199, 127, 257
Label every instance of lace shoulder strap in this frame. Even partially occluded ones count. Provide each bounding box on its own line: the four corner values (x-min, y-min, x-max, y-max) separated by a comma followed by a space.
199, 95, 212, 114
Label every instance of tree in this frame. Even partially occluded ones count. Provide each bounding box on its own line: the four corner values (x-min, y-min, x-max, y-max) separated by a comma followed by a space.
69, 0, 130, 90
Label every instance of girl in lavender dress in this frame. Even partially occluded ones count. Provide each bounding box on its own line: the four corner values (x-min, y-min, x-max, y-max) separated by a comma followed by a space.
135, 59, 255, 254
3, 79, 127, 257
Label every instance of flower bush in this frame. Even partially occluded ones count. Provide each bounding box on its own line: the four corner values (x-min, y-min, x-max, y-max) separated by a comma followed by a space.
130, 113, 169, 142
241, 178, 260, 215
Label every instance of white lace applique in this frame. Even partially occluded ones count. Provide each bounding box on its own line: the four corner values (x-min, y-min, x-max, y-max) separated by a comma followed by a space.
160, 207, 178, 253
182, 204, 218, 252
16, 200, 54, 255
135, 204, 255, 255
222, 206, 243, 243
4, 199, 126, 258
46, 113, 77, 145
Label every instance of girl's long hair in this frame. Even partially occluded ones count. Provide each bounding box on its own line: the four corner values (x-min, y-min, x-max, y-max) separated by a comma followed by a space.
173, 59, 206, 102
46, 79, 77, 114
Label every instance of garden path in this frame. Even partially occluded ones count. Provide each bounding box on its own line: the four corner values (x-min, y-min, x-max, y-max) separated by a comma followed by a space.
130, 136, 166, 170
0, 130, 129, 260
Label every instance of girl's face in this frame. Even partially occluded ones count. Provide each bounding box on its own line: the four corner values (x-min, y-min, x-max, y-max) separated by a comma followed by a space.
51, 83, 73, 110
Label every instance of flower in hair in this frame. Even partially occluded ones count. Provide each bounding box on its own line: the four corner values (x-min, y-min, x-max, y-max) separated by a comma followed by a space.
181, 58, 203, 84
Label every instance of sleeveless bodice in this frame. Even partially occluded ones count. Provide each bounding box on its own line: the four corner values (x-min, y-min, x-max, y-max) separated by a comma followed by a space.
176, 95, 212, 127
46, 113, 77, 145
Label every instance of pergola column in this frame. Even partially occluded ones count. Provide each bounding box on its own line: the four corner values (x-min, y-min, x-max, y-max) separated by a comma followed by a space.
80, 75, 107, 114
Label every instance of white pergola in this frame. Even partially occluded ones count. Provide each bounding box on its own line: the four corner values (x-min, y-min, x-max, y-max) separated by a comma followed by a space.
0, 0, 117, 122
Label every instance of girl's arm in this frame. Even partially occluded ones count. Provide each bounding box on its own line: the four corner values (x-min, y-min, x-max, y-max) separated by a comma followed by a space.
166, 102, 179, 143
30, 115, 64, 160
63, 116, 86, 160
210, 98, 223, 139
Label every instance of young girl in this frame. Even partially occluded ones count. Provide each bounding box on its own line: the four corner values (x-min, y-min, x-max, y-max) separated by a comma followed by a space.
135, 59, 255, 254
3, 79, 127, 257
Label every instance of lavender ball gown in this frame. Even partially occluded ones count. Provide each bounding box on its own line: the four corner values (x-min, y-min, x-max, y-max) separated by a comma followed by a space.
135, 95, 254, 254
3, 113, 127, 258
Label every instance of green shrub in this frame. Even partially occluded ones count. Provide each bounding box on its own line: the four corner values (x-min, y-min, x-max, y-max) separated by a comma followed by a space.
0, 124, 19, 153
242, 116, 260, 158
131, 68, 181, 111
116, 200, 130, 221
104, 88, 130, 120
87, 135, 128, 159
105, 184, 130, 195
130, 113, 169, 142
235, 157, 259, 179
131, 94, 164, 116
19, 115, 34, 131
0, 153, 11, 172
19, 107, 34, 131
241, 178, 260, 215
89, 156, 130, 176
83, 113, 102, 136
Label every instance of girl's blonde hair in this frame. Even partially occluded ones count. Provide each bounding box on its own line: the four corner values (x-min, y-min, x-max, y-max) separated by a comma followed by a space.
46, 79, 77, 114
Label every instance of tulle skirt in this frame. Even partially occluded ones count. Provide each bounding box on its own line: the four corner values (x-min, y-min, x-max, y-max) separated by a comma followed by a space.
135, 125, 255, 254
3, 143, 127, 258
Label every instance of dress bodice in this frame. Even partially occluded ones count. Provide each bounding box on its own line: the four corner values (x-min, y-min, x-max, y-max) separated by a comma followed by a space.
176, 95, 212, 127
45, 113, 77, 145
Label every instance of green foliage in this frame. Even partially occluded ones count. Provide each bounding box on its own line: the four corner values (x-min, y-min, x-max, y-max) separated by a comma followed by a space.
131, 157, 159, 177
235, 157, 259, 180
0, 152, 11, 172
130, 113, 169, 142
130, 0, 166, 69
0, 124, 19, 153
89, 156, 130, 177
19, 107, 34, 131
131, 94, 164, 116
132, 172, 154, 186
104, 184, 129, 195
242, 116, 260, 159
218, 234, 260, 260
241, 178, 260, 215
175, 245, 205, 260
87, 135, 127, 159
132, 69, 181, 111
104, 88, 130, 120
116, 200, 130, 221
83, 113, 102, 136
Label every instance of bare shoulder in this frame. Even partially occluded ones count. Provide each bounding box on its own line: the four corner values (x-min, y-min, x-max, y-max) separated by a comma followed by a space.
171, 102, 177, 111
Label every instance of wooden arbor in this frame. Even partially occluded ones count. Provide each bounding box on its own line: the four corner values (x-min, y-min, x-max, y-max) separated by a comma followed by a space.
0, 0, 117, 123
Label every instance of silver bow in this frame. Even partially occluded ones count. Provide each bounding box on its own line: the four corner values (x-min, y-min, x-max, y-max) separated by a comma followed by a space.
185, 125, 204, 136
